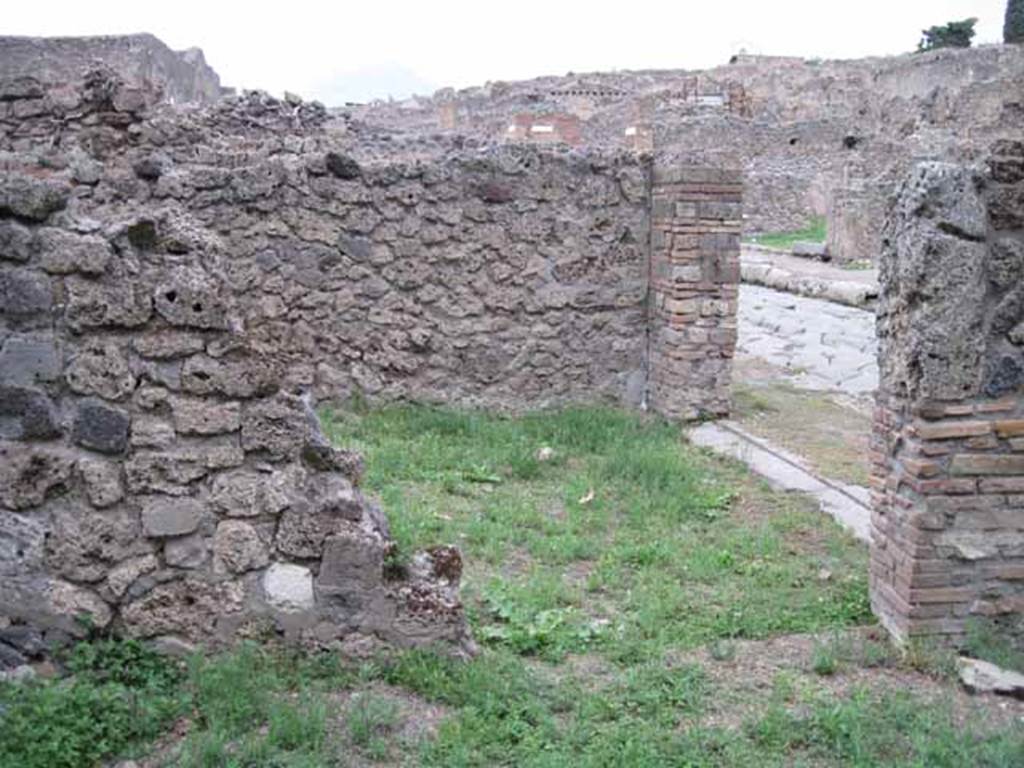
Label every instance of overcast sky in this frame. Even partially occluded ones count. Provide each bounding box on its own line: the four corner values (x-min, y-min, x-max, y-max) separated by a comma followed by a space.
4, 0, 1011, 104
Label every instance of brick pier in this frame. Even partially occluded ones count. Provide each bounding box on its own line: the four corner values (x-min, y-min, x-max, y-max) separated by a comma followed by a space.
647, 166, 742, 420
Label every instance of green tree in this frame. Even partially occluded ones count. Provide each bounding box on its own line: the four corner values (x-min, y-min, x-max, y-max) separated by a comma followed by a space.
918, 18, 978, 51
1006, 0, 1024, 43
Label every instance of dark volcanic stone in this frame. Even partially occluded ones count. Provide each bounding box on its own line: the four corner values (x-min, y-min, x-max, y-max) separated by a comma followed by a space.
0, 625, 46, 657
476, 181, 515, 204
0, 387, 60, 440
72, 400, 130, 454
0, 269, 52, 316
325, 152, 361, 180
133, 155, 165, 180
0, 642, 27, 669
0, 175, 69, 221
984, 353, 1024, 398
0, 220, 33, 262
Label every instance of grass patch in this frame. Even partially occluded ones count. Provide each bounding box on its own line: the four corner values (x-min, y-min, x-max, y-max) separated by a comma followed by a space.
811, 634, 842, 676
0, 639, 187, 768
347, 692, 401, 760
745, 216, 827, 250
4, 405, 1022, 766
321, 404, 871, 662
747, 687, 1024, 766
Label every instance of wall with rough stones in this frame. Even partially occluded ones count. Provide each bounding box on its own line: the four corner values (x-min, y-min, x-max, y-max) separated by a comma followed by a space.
0, 71, 739, 663
653, 114, 865, 235
0, 184, 477, 663
0, 108, 478, 663
870, 140, 1024, 647
0, 70, 655, 413
164, 146, 653, 411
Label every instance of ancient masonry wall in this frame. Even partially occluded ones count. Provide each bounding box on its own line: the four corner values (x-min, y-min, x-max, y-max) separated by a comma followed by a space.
184, 148, 653, 411
1, 73, 655, 413
870, 140, 1024, 646
648, 168, 741, 420
0, 72, 739, 661
0, 177, 477, 659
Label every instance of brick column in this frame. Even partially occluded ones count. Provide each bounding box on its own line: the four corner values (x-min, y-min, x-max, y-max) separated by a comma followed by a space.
648, 166, 741, 420
871, 142, 1024, 645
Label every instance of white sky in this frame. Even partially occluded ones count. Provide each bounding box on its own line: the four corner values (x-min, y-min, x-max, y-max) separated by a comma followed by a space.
3, 0, 1010, 104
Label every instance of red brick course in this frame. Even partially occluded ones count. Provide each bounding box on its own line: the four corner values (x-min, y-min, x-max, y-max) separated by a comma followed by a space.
647, 167, 741, 420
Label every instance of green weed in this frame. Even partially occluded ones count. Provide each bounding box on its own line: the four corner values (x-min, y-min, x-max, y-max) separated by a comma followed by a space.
5, 405, 1021, 766
964, 617, 1024, 673
0, 638, 186, 768
744, 216, 827, 250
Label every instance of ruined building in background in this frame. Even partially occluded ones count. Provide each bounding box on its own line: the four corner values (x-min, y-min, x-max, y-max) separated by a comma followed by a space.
6, 33, 1020, 261
0, 68, 739, 661
352, 44, 1024, 260
0, 34, 228, 105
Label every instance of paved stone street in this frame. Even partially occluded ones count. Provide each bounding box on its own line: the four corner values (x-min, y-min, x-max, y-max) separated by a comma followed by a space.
737, 284, 878, 395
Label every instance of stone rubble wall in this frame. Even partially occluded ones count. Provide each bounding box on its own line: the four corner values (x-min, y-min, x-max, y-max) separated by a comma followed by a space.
0, 170, 476, 661
648, 168, 741, 420
654, 114, 856, 235
0, 71, 740, 662
1, 71, 653, 413
0, 74, 479, 663
870, 140, 1024, 645
176, 146, 652, 411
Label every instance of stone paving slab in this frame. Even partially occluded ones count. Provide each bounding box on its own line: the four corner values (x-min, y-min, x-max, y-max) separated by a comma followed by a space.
737, 284, 878, 396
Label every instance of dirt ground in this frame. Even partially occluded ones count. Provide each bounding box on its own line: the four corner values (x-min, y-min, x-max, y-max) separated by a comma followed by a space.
731, 357, 872, 488
672, 627, 1024, 733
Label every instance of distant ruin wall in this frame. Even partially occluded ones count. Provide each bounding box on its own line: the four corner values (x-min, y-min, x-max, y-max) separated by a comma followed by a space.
355, 44, 1024, 245
870, 141, 1024, 646
827, 184, 892, 264
0, 72, 740, 661
0, 34, 226, 105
